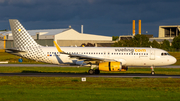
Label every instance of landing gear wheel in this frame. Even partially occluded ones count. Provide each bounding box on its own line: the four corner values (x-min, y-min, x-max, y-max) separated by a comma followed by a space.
88, 69, 95, 75
151, 71, 155, 75
95, 69, 100, 74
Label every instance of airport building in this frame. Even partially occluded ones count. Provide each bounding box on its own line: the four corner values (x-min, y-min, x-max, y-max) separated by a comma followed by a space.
149, 25, 180, 43
119, 20, 179, 45
0, 27, 113, 48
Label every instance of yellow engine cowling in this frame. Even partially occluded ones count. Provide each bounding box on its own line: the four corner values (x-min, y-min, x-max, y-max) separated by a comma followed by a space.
99, 62, 127, 72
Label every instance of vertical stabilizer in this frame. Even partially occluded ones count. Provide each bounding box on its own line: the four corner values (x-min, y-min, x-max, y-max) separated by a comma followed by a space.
9, 19, 39, 49
9, 19, 51, 64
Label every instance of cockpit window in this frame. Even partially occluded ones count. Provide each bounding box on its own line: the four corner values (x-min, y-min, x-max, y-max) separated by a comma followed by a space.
161, 53, 170, 56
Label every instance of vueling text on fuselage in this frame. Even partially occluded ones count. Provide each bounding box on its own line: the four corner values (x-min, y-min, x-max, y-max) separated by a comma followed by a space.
115, 48, 146, 53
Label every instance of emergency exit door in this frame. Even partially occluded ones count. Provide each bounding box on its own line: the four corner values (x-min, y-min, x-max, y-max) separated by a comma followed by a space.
150, 50, 155, 60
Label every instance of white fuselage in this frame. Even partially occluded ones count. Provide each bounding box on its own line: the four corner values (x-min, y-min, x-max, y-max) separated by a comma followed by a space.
41, 47, 176, 66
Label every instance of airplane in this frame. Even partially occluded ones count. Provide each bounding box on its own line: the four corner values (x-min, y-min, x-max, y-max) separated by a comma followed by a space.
6, 19, 177, 75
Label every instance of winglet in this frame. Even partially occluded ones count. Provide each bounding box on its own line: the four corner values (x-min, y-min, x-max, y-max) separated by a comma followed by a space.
54, 41, 63, 52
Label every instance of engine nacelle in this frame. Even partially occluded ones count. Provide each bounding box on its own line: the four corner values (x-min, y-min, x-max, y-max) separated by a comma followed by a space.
99, 62, 128, 72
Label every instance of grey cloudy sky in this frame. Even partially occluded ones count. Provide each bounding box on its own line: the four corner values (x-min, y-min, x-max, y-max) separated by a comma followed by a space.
0, 0, 180, 37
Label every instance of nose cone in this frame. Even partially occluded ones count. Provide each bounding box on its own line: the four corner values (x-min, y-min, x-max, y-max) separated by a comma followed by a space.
171, 56, 177, 64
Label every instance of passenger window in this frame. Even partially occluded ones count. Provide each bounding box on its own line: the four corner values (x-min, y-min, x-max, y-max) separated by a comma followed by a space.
134, 53, 138, 55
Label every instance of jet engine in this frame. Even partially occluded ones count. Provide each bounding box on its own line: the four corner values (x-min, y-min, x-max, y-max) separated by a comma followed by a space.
99, 62, 128, 71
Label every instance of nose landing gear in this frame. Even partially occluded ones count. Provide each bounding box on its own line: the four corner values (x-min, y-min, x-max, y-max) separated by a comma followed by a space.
151, 66, 155, 75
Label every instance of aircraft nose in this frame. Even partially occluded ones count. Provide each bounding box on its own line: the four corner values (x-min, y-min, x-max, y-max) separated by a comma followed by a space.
171, 56, 177, 64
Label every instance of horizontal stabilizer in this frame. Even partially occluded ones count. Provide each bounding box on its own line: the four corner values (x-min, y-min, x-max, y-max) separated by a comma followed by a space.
5, 48, 27, 55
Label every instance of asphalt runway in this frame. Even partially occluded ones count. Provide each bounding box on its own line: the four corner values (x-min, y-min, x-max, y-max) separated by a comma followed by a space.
0, 72, 180, 78
0, 64, 180, 78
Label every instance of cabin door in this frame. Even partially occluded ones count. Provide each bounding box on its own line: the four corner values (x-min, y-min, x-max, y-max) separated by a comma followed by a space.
150, 50, 155, 60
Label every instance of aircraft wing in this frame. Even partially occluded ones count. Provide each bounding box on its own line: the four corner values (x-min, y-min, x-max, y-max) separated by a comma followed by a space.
68, 54, 114, 62
53, 41, 114, 62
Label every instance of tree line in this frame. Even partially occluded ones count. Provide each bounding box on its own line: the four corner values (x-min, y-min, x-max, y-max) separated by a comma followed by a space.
112, 34, 180, 50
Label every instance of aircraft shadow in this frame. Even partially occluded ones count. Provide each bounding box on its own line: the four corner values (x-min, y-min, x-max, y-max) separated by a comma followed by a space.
0, 69, 179, 77
19, 70, 180, 77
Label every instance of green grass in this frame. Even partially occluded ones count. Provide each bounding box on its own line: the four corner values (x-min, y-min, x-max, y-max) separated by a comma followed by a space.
0, 52, 180, 100
0, 67, 180, 75
0, 77, 180, 101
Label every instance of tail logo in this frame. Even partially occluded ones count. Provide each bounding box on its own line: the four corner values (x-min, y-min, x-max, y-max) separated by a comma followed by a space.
18, 29, 21, 32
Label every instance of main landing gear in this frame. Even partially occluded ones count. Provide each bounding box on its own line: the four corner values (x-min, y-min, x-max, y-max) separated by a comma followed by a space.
88, 65, 100, 75
88, 69, 100, 75
151, 66, 155, 75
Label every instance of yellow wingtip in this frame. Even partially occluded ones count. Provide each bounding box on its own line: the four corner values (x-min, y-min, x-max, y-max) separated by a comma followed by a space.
54, 41, 63, 52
